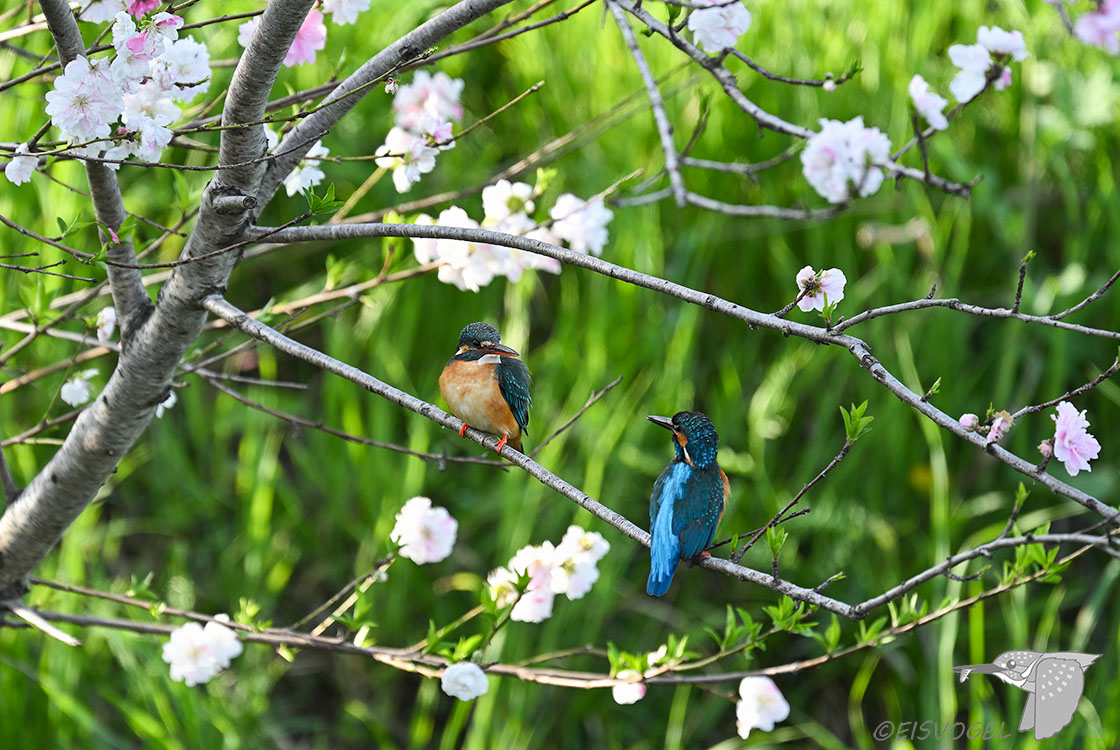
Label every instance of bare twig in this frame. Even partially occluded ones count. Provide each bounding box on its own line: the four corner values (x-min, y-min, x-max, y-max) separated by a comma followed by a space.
1010, 356, 1120, 420
609, 1, 686, 207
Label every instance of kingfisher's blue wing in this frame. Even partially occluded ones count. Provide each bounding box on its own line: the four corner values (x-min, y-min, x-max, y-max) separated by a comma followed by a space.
497, 357, 532, 433
648, 462, 690, 596
672, 469, 726, 560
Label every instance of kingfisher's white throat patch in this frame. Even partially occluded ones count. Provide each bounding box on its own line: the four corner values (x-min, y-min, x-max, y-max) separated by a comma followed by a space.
477, 353, 502, 365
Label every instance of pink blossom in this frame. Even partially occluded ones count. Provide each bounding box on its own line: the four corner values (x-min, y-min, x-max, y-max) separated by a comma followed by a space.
1051, 402, 1101, 476
392, 71, 464, 132
286, 9, 327, 66
822, 77, 836, 93
126, 0, 159, 18
959, 413, 980, 431
1037, 439, 1053, 459
795, 265, 846, 312
239, 11, 326, 68
1075, 0, 1120, 54
389, 496, 457, 564
986, 410, 1013, 444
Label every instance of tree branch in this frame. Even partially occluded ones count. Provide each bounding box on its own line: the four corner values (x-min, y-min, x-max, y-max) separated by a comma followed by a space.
609, 1, 685, 207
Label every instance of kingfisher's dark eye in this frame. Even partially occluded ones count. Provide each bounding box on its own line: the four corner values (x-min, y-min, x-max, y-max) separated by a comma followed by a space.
1008, 661, 1015, 669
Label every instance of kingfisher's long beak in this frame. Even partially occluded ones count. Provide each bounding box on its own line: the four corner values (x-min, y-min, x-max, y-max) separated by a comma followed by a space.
647, 415, 675, 432
484, 343, 520, 357
952, 663, 1002, 683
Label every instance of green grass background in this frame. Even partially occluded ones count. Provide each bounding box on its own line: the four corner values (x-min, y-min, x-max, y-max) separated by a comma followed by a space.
1, 0, 1119, 747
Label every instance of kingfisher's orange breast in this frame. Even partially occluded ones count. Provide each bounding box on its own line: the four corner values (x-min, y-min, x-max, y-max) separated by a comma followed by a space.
439, 358, 521, 442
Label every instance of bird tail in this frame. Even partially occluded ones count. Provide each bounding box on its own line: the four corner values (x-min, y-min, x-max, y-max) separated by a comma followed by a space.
646, 568, 675, 597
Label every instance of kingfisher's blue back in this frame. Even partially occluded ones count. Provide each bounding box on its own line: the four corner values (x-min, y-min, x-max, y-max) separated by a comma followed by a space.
646, 411, 729, 597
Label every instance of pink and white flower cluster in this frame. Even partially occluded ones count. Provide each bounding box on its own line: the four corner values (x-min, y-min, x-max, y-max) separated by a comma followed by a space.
736, 677, 790, 739
1075, 0, 1120, 54
238, 9, 326, 68
958, 409, 1013, 445
376, 71, 464, 192
801, 116, 892, 204
794, 265, 846, 312
1045, 401, 1101, 477
389, 496, 458, 564
410, 182, 612, 292
31, 8, 209, 179
688, 0, 752, 54
948, 26, 1028, 103
486, 526, 610, 623
161, 614, 244, 686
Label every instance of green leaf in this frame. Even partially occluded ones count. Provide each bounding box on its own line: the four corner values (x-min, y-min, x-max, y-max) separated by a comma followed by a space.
840, 401, 874, 442
766, 526, 788, 559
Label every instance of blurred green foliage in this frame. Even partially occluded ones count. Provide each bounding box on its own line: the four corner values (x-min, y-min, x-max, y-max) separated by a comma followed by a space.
1, 0, 1119, 747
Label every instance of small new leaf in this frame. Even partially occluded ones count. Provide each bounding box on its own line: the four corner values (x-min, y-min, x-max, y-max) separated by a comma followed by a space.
304, 183, 344, 217
840, 401, 874, 442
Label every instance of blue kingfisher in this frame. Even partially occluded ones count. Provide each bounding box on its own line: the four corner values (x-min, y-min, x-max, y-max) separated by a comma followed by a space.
645, 411, 729, 596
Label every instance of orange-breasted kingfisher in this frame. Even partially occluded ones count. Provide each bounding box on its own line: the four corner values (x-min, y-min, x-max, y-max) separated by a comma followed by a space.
439, 322, 532, 453
645, 411, 729, 596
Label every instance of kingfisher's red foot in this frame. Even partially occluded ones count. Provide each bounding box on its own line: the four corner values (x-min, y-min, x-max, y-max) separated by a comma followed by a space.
495, 433, 509, 453
700, 551, 712, 558
458, 423, 469, 437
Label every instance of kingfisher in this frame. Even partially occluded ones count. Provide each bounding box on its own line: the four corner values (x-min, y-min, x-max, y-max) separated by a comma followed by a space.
439, 322, 531, 454
954, 650, 1100, 739
645, 411, 730, 597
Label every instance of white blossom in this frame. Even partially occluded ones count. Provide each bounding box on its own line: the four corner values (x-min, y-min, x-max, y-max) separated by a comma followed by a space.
150, 38, 210, 102
736, 677, 790, 739
550, 194, 613, 256
800, 117, 891, 203
322, 0, 371, 24
161, 614, 243, 687
440, 662, 488, 701
46, 57, 124, 142
947, 43, 992, 102
60, 368, 99, 407
96, 306, 117, 343
156, 390, 177, 418
687, 0, 752, 54
389, 496, 457, 564
482, 180, 535, 224
79, 0, 125, 24
909, 74, 948, 131
283, 140, 330, 197
4, 144, 36, 186
977, 25, 1029, 61
374, 127, 438, 193
612, 670, 646, 705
